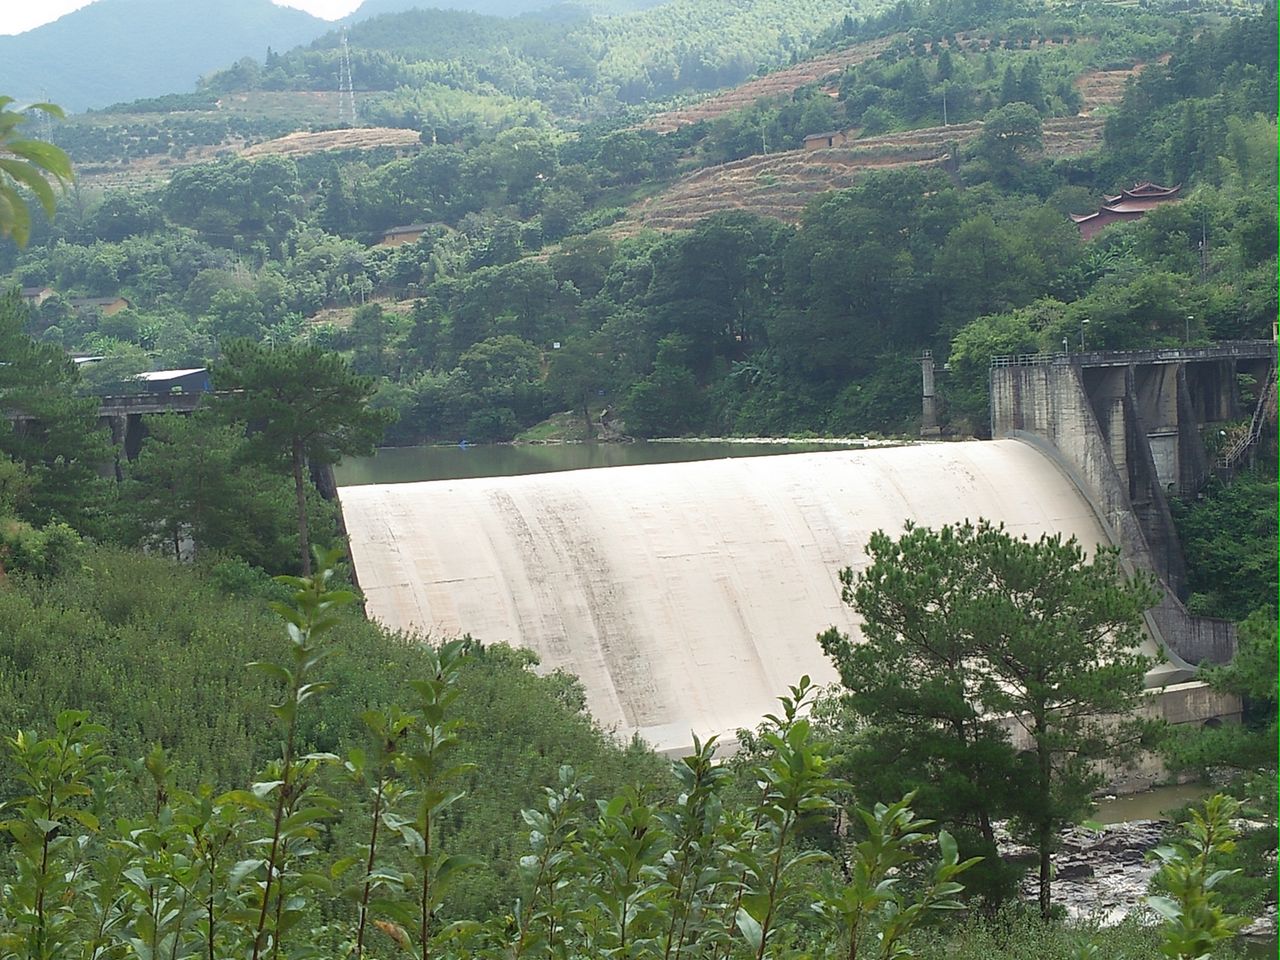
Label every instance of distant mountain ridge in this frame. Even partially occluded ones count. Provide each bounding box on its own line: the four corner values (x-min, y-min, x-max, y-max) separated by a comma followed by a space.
346, 0, 662, 18
1, 0, 659, 113
0, 0, 331, 112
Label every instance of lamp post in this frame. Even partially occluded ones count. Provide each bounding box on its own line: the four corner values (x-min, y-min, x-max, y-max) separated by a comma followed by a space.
1062, 336, 1069, 355
1080, 317, 1089, 351
1185, 315, 1193, 344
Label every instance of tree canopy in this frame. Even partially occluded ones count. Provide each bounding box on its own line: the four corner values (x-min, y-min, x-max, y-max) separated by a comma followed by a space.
821, 520, 1159, 916
212, 339, 395, 573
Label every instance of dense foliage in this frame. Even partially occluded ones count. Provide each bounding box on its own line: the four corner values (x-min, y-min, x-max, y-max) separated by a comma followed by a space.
3, 6, 1269, 444
0, 2, 1273, 949
0, 546, 669, 922
0, 561, 1250, 959
1171, 468, 1278, 622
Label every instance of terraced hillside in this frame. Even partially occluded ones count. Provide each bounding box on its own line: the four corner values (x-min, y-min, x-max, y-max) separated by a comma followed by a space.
1074, 59, 1160, 114
641, 34, 1093, 133
76, 120, 417, 191
621, 116, 1103, 231
642, 36, 896, 133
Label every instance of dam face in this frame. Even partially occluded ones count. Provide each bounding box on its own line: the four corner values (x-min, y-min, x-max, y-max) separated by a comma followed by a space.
340, 440, 1119, 752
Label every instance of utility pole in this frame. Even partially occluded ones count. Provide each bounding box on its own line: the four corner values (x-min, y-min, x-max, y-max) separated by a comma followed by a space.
942, 81, 948, 126
1198, 208, 1208, 278
36, 91, 54, 142
920, 350, 941, 437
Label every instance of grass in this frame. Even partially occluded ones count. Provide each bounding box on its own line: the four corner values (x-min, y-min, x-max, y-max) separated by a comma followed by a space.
516, 408, 595, 442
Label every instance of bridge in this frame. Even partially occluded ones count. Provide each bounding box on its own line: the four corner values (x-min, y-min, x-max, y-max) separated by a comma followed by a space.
94, 392, 214, 461
5, 390, 214, 461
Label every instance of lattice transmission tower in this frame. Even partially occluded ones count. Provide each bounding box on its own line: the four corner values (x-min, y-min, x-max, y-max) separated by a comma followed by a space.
338, 30, 356, 127
35, 91, 55, 142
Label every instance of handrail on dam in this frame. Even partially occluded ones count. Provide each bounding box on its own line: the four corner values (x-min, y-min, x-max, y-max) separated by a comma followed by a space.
992, 340, 1277, 369
990, 353, 1070, 368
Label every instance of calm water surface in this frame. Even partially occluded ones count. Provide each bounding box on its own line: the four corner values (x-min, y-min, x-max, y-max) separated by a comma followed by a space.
335, 440, 872, 485
1092, 783, 1211, 824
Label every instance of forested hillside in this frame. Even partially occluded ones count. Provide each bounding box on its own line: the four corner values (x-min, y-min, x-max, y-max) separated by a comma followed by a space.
4, 1, 1274, 443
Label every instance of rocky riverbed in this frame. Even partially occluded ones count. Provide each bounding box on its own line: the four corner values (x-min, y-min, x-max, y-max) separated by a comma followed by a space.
999, 817, 1278, 940
1000, 819, 1167, 924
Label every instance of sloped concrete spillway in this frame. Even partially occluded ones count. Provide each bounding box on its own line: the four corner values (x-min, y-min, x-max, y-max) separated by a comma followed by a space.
340, 440, 1164, 753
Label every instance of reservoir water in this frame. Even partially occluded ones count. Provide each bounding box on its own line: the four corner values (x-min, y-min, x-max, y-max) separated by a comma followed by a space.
334, 439, 874, 485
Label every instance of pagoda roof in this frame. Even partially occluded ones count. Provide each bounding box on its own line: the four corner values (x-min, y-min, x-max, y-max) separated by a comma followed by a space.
1103, 181, 1181, 203
1101, 198, 1171, 213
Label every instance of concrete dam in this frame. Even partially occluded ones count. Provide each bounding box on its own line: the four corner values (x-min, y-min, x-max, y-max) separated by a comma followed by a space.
340, 439, 1192, 753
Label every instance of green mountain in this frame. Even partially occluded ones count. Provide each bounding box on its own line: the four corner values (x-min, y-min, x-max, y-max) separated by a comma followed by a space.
0, 0, 331, 112
345, 0, 664, 18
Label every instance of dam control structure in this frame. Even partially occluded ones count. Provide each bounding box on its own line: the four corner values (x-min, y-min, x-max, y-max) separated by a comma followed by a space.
341, 340, 1274, 755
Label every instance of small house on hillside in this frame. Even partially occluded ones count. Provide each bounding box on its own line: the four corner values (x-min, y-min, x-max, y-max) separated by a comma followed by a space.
377, 223, 432, 247
69, 295, 131, 316
20, 286, 54, 306
131, 368, 211, 395
1070, 181, 1181, 240
803, 129, 850, 151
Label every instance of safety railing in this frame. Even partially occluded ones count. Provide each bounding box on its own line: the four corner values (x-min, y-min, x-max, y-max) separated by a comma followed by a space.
1216, 362, 1277, 472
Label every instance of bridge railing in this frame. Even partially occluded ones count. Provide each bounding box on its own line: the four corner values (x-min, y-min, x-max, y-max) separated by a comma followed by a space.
93, 393, 209, 416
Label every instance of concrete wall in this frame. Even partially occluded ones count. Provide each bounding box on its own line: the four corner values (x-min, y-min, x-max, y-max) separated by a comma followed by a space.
990, 359, 1235, 665
1003, 681, 1243, 792
341, 441, 1163, 753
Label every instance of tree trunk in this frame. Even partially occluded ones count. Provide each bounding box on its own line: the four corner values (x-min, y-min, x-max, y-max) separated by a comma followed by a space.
1037, 737, 1053, 919
580, 394, 593, 442
292, 438, 311, 576
978, 809, 995, 849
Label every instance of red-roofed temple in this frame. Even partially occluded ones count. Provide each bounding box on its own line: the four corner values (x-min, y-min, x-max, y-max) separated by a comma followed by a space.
1070, 181, 1182, 240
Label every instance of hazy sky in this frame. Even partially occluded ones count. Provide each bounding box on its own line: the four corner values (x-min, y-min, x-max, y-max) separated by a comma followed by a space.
0, 0, 364, 36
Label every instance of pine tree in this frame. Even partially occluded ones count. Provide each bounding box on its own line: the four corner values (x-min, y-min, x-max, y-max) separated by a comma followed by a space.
211, 339, 395, 574
821, 520, 1159, 917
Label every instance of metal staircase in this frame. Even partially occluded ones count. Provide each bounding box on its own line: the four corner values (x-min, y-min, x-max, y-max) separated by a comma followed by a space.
1216, 361, 1277, 474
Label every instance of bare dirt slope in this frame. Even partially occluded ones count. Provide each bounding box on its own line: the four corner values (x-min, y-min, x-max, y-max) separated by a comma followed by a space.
620, 115, 1103, 232
241, 126, 422, 158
